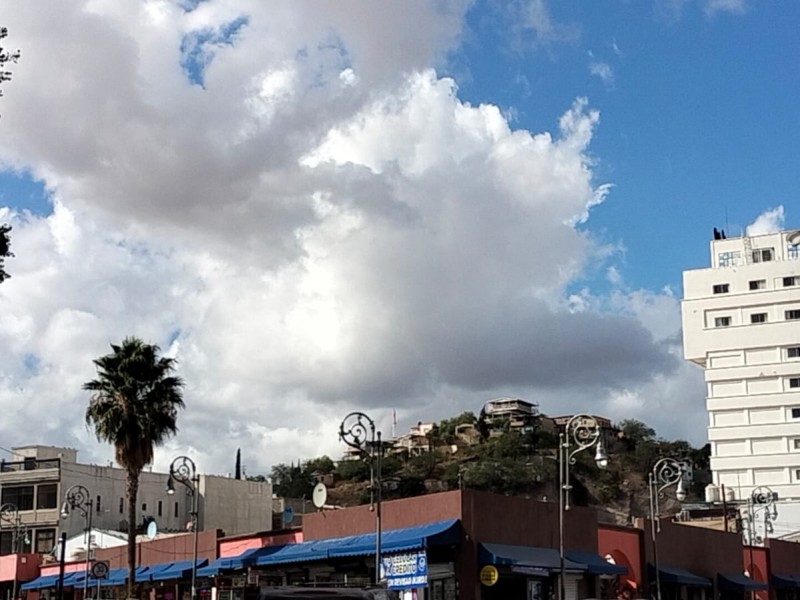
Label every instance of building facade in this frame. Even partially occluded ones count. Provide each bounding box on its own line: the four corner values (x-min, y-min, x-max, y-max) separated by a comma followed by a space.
0, 445, 273, 556
682, 229, 800, 503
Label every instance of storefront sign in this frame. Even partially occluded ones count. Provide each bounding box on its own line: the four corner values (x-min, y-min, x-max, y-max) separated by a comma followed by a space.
480, 565, 499, 587
381, 551, 428, 590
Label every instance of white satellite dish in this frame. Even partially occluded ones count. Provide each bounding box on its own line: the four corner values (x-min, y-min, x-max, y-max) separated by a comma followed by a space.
312, 483, 328, 509
146, 520, 158, 540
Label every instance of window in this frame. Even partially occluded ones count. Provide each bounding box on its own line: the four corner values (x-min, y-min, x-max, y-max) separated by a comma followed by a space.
715, 316, 732, 327
119, 498, 124, 514
794, 439, 800, 450
752, 248, 774, 263
713, 284, 730, 294
719, 251, 741, 267
786, 310, 800, 320
158, 500, 163, 517
792, 408, 800, 419
0, 532, 12, 556
796, 468, 800, 481
789, 244, 799, 260
96, 496, 101, 514
749, 279, 766, 290
141, 502, 147, 512
791, 378, 800, 389
789, 347, 800, 358
36, 484, 57, 509
784, 277, 800, 287
751, 313, 768, 324
174, 501, 179, 518
1, 486, 34, 511
34, 529, 55, 554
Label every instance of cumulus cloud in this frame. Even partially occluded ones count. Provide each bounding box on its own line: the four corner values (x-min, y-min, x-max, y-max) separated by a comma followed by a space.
0, 1, 700, 475
746, 206, 785, 237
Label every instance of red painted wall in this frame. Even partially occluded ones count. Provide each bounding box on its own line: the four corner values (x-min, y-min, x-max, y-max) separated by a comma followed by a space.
0, 554, 40, 583
93, 530, 218, 568
219, 531, 302, 558
599, 525, 644, 590
642, 519, 742, 579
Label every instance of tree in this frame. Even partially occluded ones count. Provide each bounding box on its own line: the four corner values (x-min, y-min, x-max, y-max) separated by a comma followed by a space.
0, 224, 11, 284
84, 337, 185, 599
0, 26, 21, 107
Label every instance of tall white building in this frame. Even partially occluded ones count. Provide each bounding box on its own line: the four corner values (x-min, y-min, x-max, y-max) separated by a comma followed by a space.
682, 228, 800, 504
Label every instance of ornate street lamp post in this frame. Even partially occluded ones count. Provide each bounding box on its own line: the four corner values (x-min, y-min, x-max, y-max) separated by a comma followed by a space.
648, 458, 689, 600
558, 415, 608, 600
167, 456, 200, 600
340, 412, 383, 585
1, 502, 30, 600
61, 485, 94, 600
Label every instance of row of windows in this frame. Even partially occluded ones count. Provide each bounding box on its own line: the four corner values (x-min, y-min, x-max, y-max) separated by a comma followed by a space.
0, 528, 55, 555
1, 485, 180, 518
713, 276, 800, 295
714, 310, 800, 327
718, 244, 800, 268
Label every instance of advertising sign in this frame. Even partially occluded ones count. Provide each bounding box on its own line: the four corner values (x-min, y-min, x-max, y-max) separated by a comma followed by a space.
380, 551, 428, 590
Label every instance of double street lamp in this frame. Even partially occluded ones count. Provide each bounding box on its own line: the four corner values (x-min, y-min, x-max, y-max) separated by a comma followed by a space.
648, 457, 689, 600
558, 415, 609, 600
1, 502, 30, 600
61, 485, 94, 600
339, 412, 383, 586
167, 456, 200, 600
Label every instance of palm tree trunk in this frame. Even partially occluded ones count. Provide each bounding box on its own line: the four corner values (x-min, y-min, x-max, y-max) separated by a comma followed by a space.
127, 468, 139, 599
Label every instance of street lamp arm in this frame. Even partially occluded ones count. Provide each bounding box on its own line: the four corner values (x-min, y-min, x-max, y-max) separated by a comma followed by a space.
651, 457, 688, 499
168, 455, 200, 600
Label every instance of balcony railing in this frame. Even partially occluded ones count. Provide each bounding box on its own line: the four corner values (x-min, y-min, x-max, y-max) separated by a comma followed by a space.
0, 458, 60, 473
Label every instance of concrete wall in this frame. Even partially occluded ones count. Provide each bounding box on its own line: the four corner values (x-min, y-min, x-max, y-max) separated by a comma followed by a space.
93, 530, 219, 569
200, 475, 272, 537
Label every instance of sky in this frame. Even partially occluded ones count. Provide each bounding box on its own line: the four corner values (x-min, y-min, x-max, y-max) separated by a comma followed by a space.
0, 0, 798, 478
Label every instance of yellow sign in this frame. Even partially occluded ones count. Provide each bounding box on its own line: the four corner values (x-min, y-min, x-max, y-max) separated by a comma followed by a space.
480, 565, 499, 586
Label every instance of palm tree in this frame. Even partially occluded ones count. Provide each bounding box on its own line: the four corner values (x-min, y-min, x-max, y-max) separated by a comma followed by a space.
84, 337, 185, 599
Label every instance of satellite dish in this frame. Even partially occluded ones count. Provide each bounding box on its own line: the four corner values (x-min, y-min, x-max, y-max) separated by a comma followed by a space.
146, 520, 158, 540
312, 483, 328, 509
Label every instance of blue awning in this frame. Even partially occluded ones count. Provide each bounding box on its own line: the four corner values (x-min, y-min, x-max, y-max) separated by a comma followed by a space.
61, 572, 86, 588
87, 566, 152, 587
718, 573, 768, 592
20, 575, 60, 591
149, 559, 208, 581
225, 544, 287, 569
773, 574, 800, 589
650, 565, 711, 587
566, 551, 628, 576
249, 520, 461, 567
327, 519, 460, 558
479, 543, 585, 572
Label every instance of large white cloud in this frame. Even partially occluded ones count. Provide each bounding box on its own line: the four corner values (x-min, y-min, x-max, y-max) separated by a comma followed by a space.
0, 1, 703, 476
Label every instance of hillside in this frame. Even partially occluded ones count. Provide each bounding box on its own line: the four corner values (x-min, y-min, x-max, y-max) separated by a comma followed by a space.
261, 414, 710, 525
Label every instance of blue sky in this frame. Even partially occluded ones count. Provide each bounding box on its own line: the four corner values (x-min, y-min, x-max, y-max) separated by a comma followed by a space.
0, 0, 795, 472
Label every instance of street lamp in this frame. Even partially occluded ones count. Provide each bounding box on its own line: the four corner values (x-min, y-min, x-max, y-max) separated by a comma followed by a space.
1, 502, 31, 600
61, 485, 94, 600
648, 457, 689, 600
746, 486, 778, 545
340, 412, 383, 585
558, 415, 608, 600
167, 456, 200, 600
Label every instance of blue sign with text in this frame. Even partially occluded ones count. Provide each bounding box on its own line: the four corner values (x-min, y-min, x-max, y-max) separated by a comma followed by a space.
380, 551, 428, 590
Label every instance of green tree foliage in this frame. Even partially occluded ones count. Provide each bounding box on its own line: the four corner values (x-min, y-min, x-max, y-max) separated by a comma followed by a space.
270, 462, 314, 498
436, 412, 477, 443
0, 224, 11, 283
335, 459, 371, 482
1, 26, 21, 106
84, 337, 184, 599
